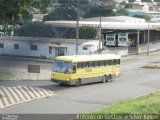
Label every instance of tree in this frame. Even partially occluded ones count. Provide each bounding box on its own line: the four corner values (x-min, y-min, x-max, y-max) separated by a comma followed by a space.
58, 0, 89, 8
31, 0, 53, 13
116, 9, 128, 16
141, 0, 152, 2
43, 6, 77, 21
0, 0, 52, 25
22, 10, 33, 24
133, 14, 151, 20
0, 0, 31, 24
154, 0, 160, 2
128, 0, 135, 3
69, 26, 98, 39
18, 22, 58, 38
83, 5, 116, 18
0, 24, 13, 36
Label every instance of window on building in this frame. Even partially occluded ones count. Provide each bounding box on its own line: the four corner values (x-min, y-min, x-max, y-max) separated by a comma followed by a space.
55, 48, 66, 56
14, 44, 19, 49
30, 45, 37, 51
49, 46, 52, 54
0, 43, 4, 48
83, 47, 88, 50
58, 49, 64, 56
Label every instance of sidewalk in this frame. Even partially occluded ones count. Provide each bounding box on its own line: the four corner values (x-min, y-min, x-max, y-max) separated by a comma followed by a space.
1, 52, 160, 81
0, 55, 53, 81
0, 55, 54, 63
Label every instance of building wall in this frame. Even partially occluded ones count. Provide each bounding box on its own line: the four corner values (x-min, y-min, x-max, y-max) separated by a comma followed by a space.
0, 39, 99, 58
101, 47, 128, 56
138, 40, 160, 53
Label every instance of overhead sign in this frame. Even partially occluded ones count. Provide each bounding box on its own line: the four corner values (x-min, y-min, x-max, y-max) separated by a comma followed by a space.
28, 65, 40, 73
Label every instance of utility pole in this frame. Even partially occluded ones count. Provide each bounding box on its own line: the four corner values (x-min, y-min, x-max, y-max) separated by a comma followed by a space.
76, 0, 79, 55
147, 21, 150, 55
99, 16, 102, 53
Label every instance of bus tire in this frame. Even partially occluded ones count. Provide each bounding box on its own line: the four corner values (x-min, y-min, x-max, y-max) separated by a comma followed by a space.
108, 74, 112, 82
75, 79, 81, 87
59, 83, 65, 86
102, 76, 107, 83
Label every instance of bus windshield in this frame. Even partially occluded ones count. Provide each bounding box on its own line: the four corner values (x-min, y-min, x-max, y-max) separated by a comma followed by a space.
53, 60, 72, 73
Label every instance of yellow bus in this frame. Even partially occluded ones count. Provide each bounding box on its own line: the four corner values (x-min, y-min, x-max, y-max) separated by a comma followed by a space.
51, 54, 121, 86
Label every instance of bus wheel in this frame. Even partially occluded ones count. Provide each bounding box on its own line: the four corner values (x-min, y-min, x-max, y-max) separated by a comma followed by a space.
75, 79, 81, 87
108, 75, 112, 82
102, 76, 107, 83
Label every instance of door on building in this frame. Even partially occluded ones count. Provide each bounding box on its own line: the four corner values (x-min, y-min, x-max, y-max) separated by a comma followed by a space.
48, 46, 55, 58
128, 33, 138, 55
55, 47, 67, 57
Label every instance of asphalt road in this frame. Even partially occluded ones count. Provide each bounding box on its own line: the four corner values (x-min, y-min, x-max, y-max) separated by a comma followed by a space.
0, 53, 160, 119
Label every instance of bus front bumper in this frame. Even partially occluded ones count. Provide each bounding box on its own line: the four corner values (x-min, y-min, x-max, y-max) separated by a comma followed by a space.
51, 78, 76, 85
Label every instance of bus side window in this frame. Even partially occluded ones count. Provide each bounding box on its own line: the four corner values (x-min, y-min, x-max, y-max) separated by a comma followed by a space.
83, 62, 88, 68
94, 61, 100, 67
100, 60, 104, 66
111, 60, 114, 65
89, 61, 94, 68
109, 60, 113, 65
73, 63, 76, 73
106, 60, 109, 66
77, 62, 83, 68
114, 60, 117, 65
117, 59, 120, 64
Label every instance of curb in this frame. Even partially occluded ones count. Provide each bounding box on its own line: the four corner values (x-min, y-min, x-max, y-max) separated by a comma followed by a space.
0, 55, 54, 63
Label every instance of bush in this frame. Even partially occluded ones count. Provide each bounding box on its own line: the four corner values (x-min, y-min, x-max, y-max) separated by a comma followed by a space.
18, 21, 58, 38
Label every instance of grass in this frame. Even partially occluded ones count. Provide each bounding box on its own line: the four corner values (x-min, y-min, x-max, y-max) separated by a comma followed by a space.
0, 72, 15, 79
94, 91, 160, 114
76, 91, 160, 120
142, 63, 160, 69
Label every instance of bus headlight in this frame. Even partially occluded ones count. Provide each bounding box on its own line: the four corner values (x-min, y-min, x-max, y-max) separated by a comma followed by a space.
66, 78, 71, 81
52, 75, 55, 79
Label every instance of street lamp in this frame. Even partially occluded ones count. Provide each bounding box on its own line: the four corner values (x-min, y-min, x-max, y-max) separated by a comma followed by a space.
76, 0, 79, 55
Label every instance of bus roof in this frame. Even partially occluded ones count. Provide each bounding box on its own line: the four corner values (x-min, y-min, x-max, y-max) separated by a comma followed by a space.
55, 54, 121, 62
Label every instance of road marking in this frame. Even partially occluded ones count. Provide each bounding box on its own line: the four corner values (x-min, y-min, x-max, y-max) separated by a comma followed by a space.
28, 87, 40, 98
13, 87, 27, 101
0, 90, 4, 107
12, 87, 24, 101
22, 86, 35, 99
1, 86, 12, 104
7, 87, 20, 102
5, 87, 17, 103
40, 88, 52, 96
0, 86, 54, 108
36, 88, 46, 97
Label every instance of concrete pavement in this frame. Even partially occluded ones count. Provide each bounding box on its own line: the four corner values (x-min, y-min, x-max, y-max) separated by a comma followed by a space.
0, 52, 160, 109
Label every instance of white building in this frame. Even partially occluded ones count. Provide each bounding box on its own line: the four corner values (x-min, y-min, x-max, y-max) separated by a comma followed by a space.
131, 0, 150, 12
0, 36, 100, 58
146, 11, 160, 22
